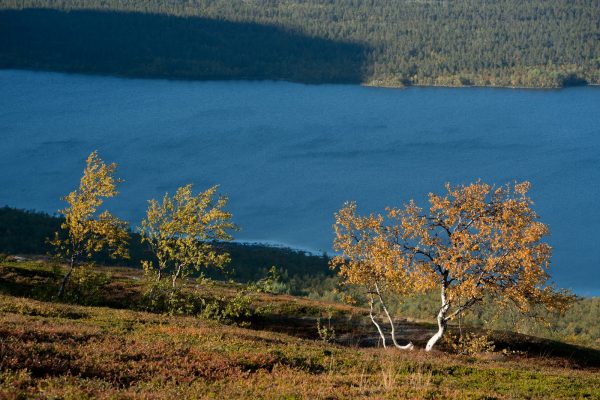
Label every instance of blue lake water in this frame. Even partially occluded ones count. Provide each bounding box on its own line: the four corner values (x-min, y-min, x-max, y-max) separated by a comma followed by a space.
1, 70, 599, 295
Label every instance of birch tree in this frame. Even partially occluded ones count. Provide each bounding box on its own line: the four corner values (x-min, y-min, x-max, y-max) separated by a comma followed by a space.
333, 181, 573, 351
51, 151, 129, 298
331, 202, 414, 350
139, 184, 235, 288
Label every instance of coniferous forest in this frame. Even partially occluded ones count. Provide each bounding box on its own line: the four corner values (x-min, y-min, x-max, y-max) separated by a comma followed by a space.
1, 0, 598, 87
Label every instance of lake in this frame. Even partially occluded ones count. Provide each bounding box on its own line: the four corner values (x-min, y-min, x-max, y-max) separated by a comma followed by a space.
1, 70, 599, 295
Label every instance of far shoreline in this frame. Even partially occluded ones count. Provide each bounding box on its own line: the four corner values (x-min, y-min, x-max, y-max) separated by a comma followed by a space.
1, 68, 597, 91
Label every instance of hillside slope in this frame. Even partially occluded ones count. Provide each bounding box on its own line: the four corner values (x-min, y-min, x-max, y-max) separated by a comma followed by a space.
1, 260, 600, 399
2, 294, 600, 399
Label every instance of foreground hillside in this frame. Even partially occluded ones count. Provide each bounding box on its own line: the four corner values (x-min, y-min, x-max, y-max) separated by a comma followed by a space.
1, 261, 600, 399
1, 0, 598, 87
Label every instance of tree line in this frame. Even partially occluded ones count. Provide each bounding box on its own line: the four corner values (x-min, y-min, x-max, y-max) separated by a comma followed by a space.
1, 0, 598, 87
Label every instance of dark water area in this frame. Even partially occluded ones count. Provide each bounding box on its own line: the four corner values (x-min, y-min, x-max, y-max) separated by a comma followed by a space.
1, 70, 599, 295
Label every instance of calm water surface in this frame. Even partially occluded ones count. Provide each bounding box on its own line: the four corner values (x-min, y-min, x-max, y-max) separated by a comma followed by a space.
1, 70, 599, 295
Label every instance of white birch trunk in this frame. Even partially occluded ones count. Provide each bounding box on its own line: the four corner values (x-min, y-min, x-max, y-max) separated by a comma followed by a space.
368, 294, 387, 349
172, 264, 183, 288
375, 283, 414, 350
425, 282, 450, 352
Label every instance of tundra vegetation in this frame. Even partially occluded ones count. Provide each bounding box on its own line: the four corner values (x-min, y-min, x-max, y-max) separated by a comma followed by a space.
0, 260, 599, 399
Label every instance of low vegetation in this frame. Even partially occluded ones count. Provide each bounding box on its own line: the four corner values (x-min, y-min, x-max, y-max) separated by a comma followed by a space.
1, 260, 599, 399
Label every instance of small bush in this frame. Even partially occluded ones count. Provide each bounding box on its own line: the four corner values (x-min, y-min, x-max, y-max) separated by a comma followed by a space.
60, 264, 112, 306
139, 278, 257, 325
444, 332, 495, 355
201, 291, 256, 326
249, 266, 290, 294
139, 278, 203, 315
316, 309, 336, 344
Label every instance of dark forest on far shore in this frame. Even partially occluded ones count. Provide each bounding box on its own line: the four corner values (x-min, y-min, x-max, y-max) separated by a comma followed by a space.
1, 1, 598, 87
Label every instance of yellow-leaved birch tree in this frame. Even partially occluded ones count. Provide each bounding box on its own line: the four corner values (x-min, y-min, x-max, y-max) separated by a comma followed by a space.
139, 184, 236, 288
333, 181, 574, 351
331, 202, 415, 350
51, 151, 129, 298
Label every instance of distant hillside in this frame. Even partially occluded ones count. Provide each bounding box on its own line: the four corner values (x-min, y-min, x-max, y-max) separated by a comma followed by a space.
1, 0, 598, 87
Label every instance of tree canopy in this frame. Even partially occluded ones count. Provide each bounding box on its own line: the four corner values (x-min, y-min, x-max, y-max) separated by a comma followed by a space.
140, 184, 236, 288
51, 151, 129, 297
333, 181, 574, 351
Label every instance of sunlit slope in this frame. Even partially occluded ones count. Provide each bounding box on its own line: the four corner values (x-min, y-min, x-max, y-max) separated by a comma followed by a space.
2, 294, 600, 398
1, 260, 600, 399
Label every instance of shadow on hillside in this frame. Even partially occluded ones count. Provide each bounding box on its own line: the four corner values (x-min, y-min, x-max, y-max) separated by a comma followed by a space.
490, 330, 600, 369
251, 313, 600, 369
0, 8, 371, 83
251, 313, 434, 349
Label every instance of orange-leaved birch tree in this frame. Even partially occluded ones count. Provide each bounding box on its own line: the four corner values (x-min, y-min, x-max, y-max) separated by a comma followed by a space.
51, 151, 129, 298
333, 181, 574, 351
331, 202, 415, 350
139, 184, 236, 288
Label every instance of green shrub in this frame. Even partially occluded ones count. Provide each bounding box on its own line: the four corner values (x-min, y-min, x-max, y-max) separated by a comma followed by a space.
316, 310, 336, 344
249, 266, 290, 295
139, 278, 203, 315
200, 290, 256, 326
317, 317, 336, 343
59, 264, 112, 306
139, 278, 257, 325
444, 332, 496, 355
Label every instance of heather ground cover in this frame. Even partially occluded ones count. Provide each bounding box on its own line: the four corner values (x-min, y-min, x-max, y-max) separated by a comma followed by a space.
1, 261, 599, 399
